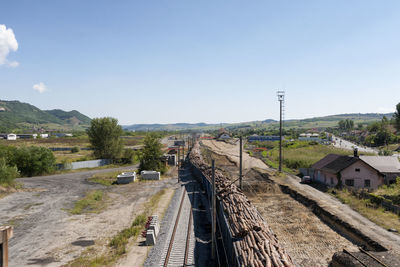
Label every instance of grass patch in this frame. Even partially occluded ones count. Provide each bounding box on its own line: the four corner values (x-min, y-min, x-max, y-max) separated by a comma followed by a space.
89, 171, 122, 186
69, 190, 105, 215
328, 188, 400, 233
250, 141, 356, 173
65, 189, 167, 267
54, 163, 133, 175
374, 178, 400, 205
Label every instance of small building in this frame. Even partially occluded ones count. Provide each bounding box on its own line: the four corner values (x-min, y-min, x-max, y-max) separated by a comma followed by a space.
0, 107, 5, 112
40, 133, 49, 138
312, 152, 400, 189
248, 135, 280, 142
6, 134, 17, 140
299, 133, 321, 142
218, 133, 231, 140
174, 140, 185, 146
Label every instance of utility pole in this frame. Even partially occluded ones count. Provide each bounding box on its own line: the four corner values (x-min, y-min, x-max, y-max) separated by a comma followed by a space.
211, 159, 216, 261
277, 91, 285, 173
177, 146, 180, 169
183, 144, 185, 163
239, 136, 243, 190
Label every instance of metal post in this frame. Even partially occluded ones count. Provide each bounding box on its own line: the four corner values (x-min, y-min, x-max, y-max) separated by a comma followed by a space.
211, 159, 216, 261
239, 136, 243, 190
279, 99, 282, 172
177, 146, 180, 169
277, 91, 285, 173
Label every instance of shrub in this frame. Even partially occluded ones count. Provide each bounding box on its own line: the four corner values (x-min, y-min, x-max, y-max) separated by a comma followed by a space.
11, 146, 56, 177
71, 146, 80, 153
0, 158, 19, 185
120, 149, 138, 164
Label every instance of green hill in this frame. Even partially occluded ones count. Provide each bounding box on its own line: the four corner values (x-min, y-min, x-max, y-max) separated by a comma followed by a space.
124, 113, 394, 132
0, 100, 91, 132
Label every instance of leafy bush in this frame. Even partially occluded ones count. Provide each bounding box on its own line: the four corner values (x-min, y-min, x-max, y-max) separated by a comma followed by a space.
119, 149, 138, 164
71, 146, 80, 153
11, 146, 56, 177
0, 158, 19, 185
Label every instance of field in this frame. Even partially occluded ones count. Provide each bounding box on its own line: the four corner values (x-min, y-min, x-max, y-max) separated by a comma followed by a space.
250, 141, 352, 172
0, 135, 146, 164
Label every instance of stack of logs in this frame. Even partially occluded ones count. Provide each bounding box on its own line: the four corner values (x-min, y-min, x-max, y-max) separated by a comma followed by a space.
189, 143, 295, 267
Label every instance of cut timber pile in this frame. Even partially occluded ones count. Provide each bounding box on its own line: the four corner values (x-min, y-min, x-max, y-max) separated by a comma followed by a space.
189, 143, 295, 267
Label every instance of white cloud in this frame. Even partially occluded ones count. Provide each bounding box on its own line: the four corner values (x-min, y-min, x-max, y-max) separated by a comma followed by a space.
0, 24, 19, 67
33, 82, 48, 93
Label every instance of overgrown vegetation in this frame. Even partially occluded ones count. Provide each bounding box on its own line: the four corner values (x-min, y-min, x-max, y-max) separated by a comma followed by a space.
252, 141, 351, 171
65, 189, 167, 267
69, 190, 105, 215
0, 157, 19, 186
328, 188, 400, 233
0, 144, 56, 179
374, 177, 400, 205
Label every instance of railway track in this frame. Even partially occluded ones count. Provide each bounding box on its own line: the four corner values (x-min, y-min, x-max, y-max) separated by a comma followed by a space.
343, 248, 389, 267
161, 186, 195, 267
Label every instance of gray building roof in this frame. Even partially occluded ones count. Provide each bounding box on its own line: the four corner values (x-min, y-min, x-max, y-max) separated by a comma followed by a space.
312, 154, 341, 170
359, 156, 400, 174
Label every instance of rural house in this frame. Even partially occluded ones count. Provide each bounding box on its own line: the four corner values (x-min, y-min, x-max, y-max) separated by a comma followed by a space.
312, 151, 400, 190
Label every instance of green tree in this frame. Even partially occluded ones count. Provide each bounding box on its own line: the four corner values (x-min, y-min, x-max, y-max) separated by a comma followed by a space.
139, 133, 165, 173
373, 116, 392, 147
394, 102, 400, 132
338, 119, 354, 131
87, 117, 123, 160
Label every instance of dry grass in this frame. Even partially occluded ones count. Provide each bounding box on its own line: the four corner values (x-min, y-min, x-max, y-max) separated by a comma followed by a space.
65, 189, 167, 267
329, 188, 400, 233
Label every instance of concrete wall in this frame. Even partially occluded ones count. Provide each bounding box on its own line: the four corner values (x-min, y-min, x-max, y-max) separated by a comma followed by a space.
58, 159, 112, 170
341, 160, 384, 189
315, 170, 338, 186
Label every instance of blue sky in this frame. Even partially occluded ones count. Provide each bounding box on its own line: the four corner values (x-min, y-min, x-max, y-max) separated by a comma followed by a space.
0, 1, 399, 125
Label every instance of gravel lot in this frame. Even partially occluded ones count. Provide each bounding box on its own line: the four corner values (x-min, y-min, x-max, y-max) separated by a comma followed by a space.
0, 165, 176, 267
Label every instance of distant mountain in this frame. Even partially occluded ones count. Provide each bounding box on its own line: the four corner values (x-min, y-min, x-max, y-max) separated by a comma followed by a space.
124, 113, 394, 132
45, 109, 91, 125
0, 100, 91, 132
124, 122, 220, 132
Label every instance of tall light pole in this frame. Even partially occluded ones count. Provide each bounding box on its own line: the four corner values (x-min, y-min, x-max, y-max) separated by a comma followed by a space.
277, 91, 285, 172
239, 136, 243, 190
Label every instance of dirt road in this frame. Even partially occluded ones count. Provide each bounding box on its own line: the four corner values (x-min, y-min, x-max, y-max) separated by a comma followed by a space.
201, 139, 267, 170
0, 166, 177, 267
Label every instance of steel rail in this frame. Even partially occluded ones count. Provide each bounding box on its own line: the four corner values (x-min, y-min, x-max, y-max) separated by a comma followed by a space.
163, 188, 186, 267
183, 186, 194, 267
